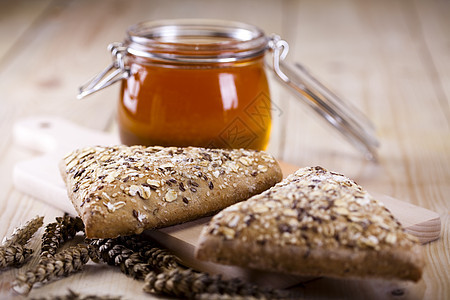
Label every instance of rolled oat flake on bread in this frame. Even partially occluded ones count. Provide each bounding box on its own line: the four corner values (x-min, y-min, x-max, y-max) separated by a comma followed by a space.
59, 145, 282, 239
196, 166, 424, 281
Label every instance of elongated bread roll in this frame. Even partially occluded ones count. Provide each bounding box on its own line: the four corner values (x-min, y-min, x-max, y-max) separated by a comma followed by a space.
59, 145, 282, 238
196, 166, 424, 281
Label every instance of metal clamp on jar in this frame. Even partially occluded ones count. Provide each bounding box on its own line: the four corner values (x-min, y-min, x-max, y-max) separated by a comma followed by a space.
78, 19, 379, 161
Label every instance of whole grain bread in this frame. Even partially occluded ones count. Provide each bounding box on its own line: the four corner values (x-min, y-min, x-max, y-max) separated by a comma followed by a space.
195, 166, 424, 281
59, 145, 282, 239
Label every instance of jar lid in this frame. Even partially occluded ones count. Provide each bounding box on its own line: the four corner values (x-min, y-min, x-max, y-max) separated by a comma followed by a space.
268, 35, 379, 161
78, 19, 379, 161
281, 61, 379, 161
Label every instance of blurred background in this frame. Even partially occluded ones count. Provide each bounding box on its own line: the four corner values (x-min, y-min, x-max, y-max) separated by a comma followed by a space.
1, 1, 449, 298
2, 0, 448, 173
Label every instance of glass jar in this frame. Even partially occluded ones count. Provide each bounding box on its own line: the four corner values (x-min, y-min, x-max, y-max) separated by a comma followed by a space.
118, 20, 271, 149
79, 19, 379, 160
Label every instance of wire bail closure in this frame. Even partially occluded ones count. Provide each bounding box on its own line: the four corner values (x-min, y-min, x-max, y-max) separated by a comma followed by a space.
77, 43, 130, 99
268, 35, 290, 82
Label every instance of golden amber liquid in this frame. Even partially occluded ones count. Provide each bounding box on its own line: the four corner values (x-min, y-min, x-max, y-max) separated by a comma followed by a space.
118, 57, 271, 150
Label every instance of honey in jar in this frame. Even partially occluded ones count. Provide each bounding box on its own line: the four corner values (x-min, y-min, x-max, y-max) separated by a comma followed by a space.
118, 50, 271, 150
115, 20, 272, 150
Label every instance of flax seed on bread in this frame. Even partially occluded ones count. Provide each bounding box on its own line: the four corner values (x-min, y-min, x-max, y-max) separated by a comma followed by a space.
59, 145, 282, 239
196, 166, 424, 281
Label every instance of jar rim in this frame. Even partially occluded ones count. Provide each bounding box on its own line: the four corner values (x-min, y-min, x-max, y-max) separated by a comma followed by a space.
125, 19, 268, 63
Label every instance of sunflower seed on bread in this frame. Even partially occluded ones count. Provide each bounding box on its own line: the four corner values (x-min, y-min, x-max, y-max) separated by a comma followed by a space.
59, 145, 282, 239
195, 166, 424, 281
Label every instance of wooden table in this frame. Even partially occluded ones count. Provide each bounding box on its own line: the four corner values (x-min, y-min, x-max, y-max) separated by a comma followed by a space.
1, 0, 448, 299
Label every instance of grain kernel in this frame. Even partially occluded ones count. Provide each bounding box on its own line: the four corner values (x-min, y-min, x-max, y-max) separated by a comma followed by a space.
164, 189, 178, 202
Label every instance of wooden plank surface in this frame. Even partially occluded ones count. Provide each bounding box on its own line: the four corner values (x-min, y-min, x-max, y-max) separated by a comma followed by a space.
0, 0, 448, 299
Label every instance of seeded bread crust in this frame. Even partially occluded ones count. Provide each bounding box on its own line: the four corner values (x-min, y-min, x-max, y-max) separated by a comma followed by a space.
59, 145, 282, 239
195, 166, 424, 281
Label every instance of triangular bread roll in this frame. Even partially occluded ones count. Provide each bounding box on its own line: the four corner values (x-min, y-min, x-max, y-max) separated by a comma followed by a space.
60, 145, 282, 238
196, 166, 424, 281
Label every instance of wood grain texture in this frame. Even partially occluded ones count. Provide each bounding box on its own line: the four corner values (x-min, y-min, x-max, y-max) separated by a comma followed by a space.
0, 0, 448, 299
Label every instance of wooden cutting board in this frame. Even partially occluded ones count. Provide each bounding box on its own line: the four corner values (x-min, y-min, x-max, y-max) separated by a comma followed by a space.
12, 117, 441, 287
